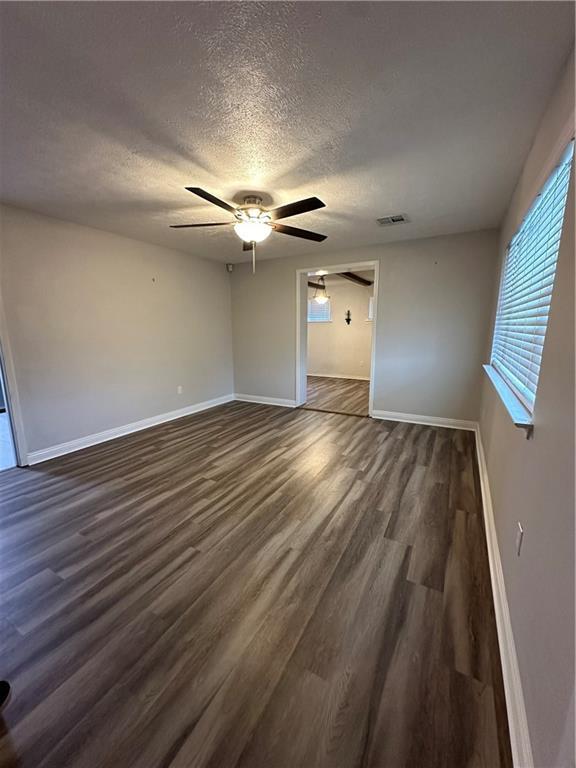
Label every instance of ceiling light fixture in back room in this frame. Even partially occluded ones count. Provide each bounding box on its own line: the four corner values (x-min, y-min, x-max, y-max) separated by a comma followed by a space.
313, 276, 330, 304
170, 188, 328, 273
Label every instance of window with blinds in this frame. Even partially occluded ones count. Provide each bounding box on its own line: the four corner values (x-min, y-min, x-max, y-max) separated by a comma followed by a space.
491, 140, 574, 413
307, 299, 331, 322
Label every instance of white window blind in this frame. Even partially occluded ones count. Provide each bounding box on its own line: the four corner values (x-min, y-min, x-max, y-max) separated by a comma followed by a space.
307, 299, 331, 322
491, 140, 573, 412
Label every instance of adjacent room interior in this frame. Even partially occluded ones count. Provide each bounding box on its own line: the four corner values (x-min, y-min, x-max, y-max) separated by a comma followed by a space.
304, 268, 374, 416
0, 3, 574, 768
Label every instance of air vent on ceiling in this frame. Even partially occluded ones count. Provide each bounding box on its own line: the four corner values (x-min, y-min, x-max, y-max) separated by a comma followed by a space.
377, 213, 408, 227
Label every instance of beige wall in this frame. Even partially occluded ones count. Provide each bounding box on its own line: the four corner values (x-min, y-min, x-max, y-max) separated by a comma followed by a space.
479, 51, 575, 768
0, 205, 234, 454
232, 229, 499, 419
307, 276, 373, 379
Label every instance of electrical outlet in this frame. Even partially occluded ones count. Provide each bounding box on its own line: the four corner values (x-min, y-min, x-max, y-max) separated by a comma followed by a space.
177, 385, 183, 395
516, 522, 524, 556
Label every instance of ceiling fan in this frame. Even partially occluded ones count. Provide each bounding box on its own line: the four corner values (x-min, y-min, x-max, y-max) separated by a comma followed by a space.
170, 187, 327, 272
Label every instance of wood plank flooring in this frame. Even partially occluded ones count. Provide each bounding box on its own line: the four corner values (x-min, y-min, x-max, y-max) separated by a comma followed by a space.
0, 402, 512, 768
304, 375, 369, 416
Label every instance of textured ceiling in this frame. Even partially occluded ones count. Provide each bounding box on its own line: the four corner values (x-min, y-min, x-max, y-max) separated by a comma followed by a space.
0, 2, 574, 263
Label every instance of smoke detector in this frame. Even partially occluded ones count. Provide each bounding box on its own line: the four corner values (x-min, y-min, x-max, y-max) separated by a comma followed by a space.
377, 213, 408, 227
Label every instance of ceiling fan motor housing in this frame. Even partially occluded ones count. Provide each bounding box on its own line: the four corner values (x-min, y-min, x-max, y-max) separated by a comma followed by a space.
242, 196, 263, 208
238, 196, 267, 220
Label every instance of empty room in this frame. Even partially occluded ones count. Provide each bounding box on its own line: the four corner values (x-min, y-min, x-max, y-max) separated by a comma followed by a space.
0, 3, 574, 768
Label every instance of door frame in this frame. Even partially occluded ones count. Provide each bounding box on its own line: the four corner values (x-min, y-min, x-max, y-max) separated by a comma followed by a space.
295, 259, 380, 416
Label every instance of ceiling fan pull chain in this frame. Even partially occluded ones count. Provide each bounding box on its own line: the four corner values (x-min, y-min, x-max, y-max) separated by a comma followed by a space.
252, 242, 256, 274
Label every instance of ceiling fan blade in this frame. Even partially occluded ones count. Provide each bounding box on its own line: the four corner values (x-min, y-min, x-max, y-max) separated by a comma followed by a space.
185, 187, 237, 215
273, 223, 327, 242
242, 241, 252, 251
268, 197, 325, 220
169, 222, 232, 228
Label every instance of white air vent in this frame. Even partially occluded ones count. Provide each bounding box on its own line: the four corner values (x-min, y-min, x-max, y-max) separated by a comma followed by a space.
377, 214, 408, 226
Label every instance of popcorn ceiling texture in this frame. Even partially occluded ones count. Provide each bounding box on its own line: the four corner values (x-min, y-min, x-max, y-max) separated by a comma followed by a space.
0, 1, 573, 263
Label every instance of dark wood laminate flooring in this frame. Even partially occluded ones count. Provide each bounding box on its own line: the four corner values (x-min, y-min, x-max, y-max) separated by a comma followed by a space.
304, 375, 370, 416
0, 402, 512, 768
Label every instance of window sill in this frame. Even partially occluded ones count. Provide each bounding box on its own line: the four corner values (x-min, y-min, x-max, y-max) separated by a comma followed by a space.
483, 365, 534, 438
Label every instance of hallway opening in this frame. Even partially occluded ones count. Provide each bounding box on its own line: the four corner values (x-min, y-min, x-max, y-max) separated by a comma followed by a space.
302, 269, 375, 417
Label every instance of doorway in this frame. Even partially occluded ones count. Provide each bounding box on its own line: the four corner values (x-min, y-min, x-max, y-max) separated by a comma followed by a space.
295, 261, 379, 417
0, 360, 17, 470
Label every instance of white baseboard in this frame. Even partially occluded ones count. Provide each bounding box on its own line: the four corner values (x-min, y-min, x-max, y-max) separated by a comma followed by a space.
308, 373, 370, 381
370, 409, 476, 431
234, 394, 297, 408
474, 426, 533, 768
26, 394, 235, 465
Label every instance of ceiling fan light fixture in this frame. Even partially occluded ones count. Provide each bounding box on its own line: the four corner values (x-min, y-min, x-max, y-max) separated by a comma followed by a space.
234, 219, 272, 243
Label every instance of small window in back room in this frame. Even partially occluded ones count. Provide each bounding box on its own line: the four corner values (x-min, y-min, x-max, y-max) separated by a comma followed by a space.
308, 298, 331, 323
490, 139, 574, 413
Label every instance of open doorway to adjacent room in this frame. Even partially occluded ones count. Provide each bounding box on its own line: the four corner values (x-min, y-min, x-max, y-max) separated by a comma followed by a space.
296, 263, 378, 417
0, 357, 17, 470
